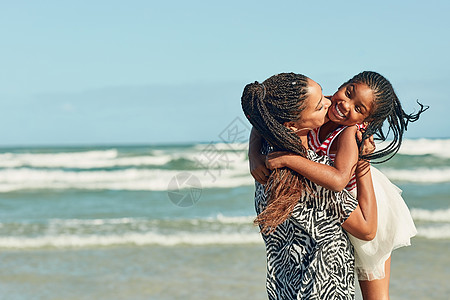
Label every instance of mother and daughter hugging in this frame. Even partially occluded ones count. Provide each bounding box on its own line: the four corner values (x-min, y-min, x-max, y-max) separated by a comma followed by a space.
241, 72, 427, 300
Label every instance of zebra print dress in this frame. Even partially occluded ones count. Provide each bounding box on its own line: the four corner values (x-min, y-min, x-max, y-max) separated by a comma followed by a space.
255, 150, 358, 300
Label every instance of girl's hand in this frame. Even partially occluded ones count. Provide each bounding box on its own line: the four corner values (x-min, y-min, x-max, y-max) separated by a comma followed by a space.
249, 152, 270, 185
266, 151, 294, 170
355, 131, 375, 175
356, 130, 375, 157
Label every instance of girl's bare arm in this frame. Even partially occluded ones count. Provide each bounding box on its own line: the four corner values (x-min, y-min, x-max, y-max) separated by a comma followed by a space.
341, 159, 377, 240
267, 126, 358, 191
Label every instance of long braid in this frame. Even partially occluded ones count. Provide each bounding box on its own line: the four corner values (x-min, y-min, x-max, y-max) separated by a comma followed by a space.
241, 73, 309, 233
342, 71, 428, 163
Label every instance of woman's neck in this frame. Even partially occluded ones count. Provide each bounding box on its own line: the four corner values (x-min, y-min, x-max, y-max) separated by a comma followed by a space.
298, 135, 309, 150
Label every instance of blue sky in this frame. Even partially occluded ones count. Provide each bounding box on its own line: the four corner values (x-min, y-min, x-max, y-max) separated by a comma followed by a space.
0, 0, 449, 146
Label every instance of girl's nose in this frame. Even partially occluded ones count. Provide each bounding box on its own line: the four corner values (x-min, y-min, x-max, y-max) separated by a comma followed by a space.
341, 99, 350, 111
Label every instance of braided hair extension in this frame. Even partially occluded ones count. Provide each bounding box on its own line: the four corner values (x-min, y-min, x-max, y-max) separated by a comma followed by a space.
241, 73, 310, 233
341, 71, 429, 163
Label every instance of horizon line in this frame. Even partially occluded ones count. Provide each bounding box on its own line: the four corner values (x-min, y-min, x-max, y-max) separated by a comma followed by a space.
0, 136, 449, 149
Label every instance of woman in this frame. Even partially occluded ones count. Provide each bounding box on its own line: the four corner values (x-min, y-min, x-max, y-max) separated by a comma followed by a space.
241, 73, 377, 299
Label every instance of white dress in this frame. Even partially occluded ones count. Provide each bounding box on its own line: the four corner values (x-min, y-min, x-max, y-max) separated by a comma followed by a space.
348, 166, 417, 280
309, 126, 417, 280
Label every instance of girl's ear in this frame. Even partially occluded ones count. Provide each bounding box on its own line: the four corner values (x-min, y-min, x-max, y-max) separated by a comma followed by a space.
360, 120, 370, 130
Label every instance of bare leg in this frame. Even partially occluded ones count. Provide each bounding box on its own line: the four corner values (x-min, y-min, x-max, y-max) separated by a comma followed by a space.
358, 256, 391, 300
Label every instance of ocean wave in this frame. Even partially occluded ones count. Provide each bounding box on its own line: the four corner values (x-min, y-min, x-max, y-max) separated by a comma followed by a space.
194, 142, 248, 151
47, 217, 143, 226
44, 211, 446, 228
0, 151, 176, 169
0, 230, 262, 249
0, 167, 253, 192
0, 139, 448, 172
1, 224, 447, 249
2, 166, 447, 193
379, 167, 450, 183
378, 139, 450, 158
0, 149, 118, 168
1, 210, 449, 249
416, 224, 450, 239
0, 214, 262, 249
410, 208, 450, 222
212, 213, 255, 224
0, 214, 258, 236
45, 215, 255, 227
0, 147, 250, 170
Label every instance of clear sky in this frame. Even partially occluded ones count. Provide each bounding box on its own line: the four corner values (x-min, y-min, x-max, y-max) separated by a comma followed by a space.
0, 0, 449, 146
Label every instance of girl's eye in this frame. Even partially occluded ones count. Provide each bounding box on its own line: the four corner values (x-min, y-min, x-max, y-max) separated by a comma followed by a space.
355, 106, 361, 113
345, 88, 351, 98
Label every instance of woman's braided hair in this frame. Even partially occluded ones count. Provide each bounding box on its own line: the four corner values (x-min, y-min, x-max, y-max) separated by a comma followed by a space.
241, 73, 310, 233
343, 71, 428, 162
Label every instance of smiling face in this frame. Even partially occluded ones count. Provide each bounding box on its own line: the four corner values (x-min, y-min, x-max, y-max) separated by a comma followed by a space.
328, 82, 375, 126
286, 78, 331, 135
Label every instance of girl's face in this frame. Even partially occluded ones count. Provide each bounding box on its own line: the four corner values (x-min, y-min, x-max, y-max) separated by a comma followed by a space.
288, 78, 331, 135
328, 82, 375, 126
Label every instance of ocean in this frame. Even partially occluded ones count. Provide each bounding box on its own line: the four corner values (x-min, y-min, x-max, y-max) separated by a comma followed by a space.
0, 139, 449, 299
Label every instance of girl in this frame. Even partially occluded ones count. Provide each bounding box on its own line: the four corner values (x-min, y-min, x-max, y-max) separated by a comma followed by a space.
249, 71, 427, 300
242, 72, 377, 299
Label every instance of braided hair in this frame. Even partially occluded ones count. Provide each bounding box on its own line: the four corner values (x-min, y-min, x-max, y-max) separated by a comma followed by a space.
241, 73, 310, 233
342, 71, 428, 162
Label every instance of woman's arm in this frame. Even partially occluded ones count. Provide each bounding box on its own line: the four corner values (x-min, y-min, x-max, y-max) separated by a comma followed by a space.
248, 127, 270, 184
341, 159, 377, 240
267, 126, 358, 191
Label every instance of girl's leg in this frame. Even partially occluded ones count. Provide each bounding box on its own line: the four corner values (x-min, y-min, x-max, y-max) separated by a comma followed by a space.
358, 256, 391, 300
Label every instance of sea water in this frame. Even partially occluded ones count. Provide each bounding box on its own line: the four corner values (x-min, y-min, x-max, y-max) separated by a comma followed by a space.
0, 139, 449, 299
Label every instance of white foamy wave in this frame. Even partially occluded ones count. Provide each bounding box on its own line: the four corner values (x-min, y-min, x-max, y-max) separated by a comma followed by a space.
377, 139, 450, 158
0, 167, 254, 192
48, 217, 142, 226
416, 224, 450, 239
0, 147, 250, 169
193, 143, 248, 151
46, 215, 255, 228
210, 213, 254, 224
0, 150, 117, 168
380, 167, 450, 183
411, 208, 450, 222
2, 223, 447, 248
0, 150, 176, 168
0, 231, 263, 249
